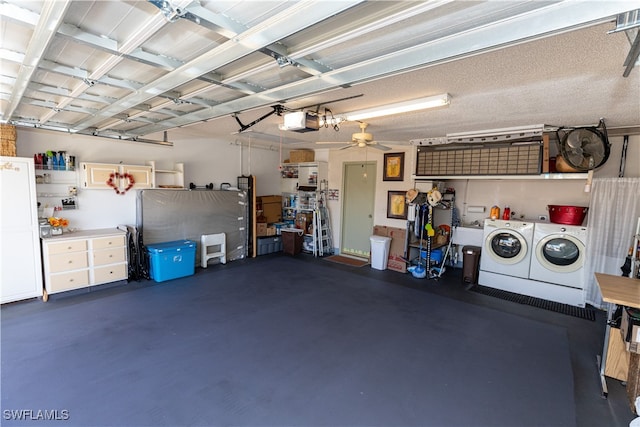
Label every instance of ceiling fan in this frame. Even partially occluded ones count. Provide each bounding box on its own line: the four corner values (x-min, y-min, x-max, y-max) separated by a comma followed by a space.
316, 122, 393, 151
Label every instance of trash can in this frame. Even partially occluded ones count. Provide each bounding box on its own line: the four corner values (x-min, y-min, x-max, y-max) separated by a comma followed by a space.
370, 235, 392, 270
462, 245, 481, 284
281, 228, 304, 256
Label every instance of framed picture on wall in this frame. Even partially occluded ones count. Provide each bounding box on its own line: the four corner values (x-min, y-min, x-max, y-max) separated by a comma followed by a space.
383, 152, 404, 181
387, 191, 407, 219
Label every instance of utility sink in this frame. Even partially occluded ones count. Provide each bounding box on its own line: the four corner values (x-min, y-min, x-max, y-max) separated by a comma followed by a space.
452, 225, 484, 247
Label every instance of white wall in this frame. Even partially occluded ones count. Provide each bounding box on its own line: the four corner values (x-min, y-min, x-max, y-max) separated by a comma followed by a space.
325, 146, 414, 251
16, 126, 638, 247
324, 135, 639, 251
16, 127, 283, 230
447, 135, 639, 226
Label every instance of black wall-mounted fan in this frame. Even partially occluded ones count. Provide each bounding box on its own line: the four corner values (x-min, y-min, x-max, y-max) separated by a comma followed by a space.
556, 119, 610, 171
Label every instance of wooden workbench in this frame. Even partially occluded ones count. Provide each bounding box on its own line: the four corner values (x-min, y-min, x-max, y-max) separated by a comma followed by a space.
596, 273, 640, 309
595, 273, 640, 406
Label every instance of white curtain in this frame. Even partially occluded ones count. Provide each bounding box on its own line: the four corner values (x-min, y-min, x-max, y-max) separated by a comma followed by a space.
584, 178, 640, 308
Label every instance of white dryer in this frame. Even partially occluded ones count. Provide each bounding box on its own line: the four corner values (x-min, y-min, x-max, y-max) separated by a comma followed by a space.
529, 223, 588, 289
479, 218, 534, 279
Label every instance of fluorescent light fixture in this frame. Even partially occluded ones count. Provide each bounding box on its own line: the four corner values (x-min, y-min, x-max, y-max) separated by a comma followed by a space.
344, 93, 451, 121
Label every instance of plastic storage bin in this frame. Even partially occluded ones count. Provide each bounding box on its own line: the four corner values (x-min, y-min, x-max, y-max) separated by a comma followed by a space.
370, 235, 392, 270
420, 248, 443, 265
146, 240, 196, 282
462, 245, 481, 284
257, 236, 283, 255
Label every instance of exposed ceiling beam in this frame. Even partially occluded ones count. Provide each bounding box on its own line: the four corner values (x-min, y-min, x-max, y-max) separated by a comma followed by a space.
37, 0, 194, 125
55, 22, 256, 96
182, 2, 333, 76
70, 0, 433, 134
128, 1, 635, 137
4, 0, 71, 121
71, 1, 365, 132
623, 29, 640, 77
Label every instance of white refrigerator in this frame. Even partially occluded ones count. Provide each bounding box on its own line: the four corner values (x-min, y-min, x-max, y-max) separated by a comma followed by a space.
1, 156, 43, 303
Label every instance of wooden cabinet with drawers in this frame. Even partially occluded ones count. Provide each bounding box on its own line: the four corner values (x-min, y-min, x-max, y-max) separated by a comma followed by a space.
41, 229, 128, 299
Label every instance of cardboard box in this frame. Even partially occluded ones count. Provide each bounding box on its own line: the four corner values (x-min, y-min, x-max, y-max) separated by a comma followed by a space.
289, 149, 315, 163
260, 195, 282, 204
628, 352, 640, 413
621, 307, 640, 353
370, 225, 407, 273
258, 195, 282, 224
387, 227, 407, 273
257, 222, 268, 237
295, 212, 313, 234
373, 225, 388, 237
146, 240, 196, 282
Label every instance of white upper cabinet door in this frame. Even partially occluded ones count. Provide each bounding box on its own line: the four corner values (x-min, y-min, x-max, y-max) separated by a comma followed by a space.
122, 165, 152, 189
81, 163, 119, 189
81, 162, 152, 190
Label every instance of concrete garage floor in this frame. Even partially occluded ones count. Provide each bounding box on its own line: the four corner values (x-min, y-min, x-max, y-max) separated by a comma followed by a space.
1, 253, 636, 427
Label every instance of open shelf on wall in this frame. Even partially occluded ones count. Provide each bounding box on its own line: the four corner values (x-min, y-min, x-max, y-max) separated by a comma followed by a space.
412, 173, 589, 181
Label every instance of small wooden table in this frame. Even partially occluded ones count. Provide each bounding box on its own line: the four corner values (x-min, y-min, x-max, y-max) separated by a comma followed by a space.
595, 273, 640, 397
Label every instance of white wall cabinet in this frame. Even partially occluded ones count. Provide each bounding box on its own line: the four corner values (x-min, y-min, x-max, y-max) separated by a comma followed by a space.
80, 162, 153, 191
41, 228, 128, 300
147, 161, 184, 189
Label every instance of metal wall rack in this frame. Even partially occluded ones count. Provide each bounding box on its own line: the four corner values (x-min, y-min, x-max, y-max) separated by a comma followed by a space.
405, 189, 456, 278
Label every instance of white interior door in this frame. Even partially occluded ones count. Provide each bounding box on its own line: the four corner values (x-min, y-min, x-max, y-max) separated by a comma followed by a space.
341, 161, 376, 258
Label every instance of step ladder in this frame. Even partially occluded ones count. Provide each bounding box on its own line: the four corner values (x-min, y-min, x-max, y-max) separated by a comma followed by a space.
312, 191, 333, 257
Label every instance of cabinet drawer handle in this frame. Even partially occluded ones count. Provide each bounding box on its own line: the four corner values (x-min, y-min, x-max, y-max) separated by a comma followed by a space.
109, 254, 113, 258
69, 278, 74, 282
67, 246, 72, 250
68, 260, 73, 264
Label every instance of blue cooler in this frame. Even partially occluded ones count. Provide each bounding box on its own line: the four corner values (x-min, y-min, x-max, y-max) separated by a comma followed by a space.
146, 240, 196, 282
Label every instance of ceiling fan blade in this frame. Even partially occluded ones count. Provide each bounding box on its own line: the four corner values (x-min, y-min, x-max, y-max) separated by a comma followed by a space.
339, 143, 357, 150
369, 142, 392, 151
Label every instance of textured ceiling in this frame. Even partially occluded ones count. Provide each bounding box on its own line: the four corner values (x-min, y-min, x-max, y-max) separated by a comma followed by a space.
1, 1, 639, 148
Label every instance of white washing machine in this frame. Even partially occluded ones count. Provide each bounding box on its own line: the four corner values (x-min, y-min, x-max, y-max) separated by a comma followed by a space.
529, 223, 588, 289
479, 218, 534, 279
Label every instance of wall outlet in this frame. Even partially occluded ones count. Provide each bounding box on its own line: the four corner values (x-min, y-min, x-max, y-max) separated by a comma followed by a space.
538, 215, 548, 221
